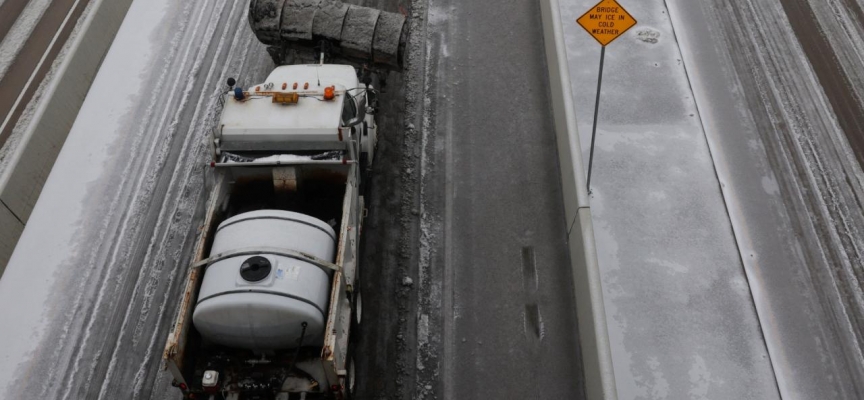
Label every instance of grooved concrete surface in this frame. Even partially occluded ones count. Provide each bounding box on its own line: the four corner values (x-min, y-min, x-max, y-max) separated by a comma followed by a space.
667, 0, 864, 397
560, 1, 780, 399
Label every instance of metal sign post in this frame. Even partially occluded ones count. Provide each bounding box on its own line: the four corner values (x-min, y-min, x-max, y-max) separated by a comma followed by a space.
586, 45, 606, 191
577, 0, 637, 192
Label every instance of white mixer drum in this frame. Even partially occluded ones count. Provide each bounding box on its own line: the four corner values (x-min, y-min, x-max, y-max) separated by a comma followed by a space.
193, 210, 337, 350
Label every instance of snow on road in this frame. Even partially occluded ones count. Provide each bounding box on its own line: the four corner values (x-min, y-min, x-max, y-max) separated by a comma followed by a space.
0, 0, 52, 78
0, 0, 55, 169
667, 0, 864, 397
0, 0, 273, 397
0, 0, 96, 172
793, 0, 864, 161
559, 0, 780, 399
806, 0, 864, 104
2, 0, 860, 398
560, 0, 864, 397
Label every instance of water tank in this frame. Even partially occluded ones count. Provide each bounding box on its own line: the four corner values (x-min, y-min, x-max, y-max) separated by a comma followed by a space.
193, 210, 337, 350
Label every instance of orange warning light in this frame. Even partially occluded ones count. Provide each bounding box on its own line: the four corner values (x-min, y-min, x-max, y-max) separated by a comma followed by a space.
324, 86, 335, 101
304, 82, 309, 90
282, 83, 287, 90
272, 92, 299, 105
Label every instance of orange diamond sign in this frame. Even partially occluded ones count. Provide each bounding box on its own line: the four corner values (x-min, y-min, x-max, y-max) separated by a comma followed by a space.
577, 0, 637, 46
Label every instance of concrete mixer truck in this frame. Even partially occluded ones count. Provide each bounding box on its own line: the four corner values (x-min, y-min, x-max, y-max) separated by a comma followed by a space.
162, 1, 407, 399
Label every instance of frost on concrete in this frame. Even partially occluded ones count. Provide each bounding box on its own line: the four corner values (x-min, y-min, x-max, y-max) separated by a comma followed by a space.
667, 0, 864, 397
559, 0, 780, 399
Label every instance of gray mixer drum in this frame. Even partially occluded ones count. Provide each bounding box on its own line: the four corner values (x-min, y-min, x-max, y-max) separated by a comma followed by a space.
193, 210, 337, 350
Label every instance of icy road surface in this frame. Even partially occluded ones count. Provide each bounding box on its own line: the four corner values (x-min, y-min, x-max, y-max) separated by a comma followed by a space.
0, 0, 590, 397
560, 1, 778, 399
668, 0, 864, 398
0, 0, 431, 397
563, 0, 864, 398
0, 0, 274, 397
0, 0, 93, 151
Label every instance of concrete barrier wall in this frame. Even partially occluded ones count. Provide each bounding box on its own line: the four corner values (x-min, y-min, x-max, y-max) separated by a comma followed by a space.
0, 205, 22, 273
539, 1, 618, 399
0, 0, 133, 272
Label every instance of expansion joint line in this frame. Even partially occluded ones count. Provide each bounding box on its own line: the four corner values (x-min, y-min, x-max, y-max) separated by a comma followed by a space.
0, 198, 24, 226
567, 205, 590, 237
661, 0, 782, 397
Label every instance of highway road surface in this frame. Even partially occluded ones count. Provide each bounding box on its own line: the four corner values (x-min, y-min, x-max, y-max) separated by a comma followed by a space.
562, 0, 864, 398
0, 1, 276, 397
0, 0, 91, 148
560, 1, 780, 398
0, 0, 591, 398
383, 0, 587, 398
668, 0, 864, 397
0, 0, 862, 399
358, 0, 587, 398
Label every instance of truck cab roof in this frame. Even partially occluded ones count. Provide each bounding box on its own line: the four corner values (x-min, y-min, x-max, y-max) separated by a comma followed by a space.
217, 65, 361, 153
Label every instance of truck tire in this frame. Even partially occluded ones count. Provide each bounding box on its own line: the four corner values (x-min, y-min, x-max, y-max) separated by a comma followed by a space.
350, 286, 362, 345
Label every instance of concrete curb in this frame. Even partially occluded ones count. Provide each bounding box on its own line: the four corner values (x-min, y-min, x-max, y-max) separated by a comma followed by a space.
0, 0, 133, 272
539, 1, 618, 399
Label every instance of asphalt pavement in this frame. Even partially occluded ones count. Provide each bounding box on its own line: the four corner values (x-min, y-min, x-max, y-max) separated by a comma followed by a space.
358, 0, 586, 398
0, 0, 276, 397
0, 0, 91, 148
779, 0, 864, 167
3, 0, 860, 399
0, 0, 29, 43
417, 0, 585, 398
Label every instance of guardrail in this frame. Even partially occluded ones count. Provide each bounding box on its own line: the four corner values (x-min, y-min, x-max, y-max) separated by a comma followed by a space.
0, 0, 134, 272
539, 1, 618, 399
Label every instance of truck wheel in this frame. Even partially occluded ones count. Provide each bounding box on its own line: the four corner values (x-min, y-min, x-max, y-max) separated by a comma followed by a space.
360, 121, 373, 168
